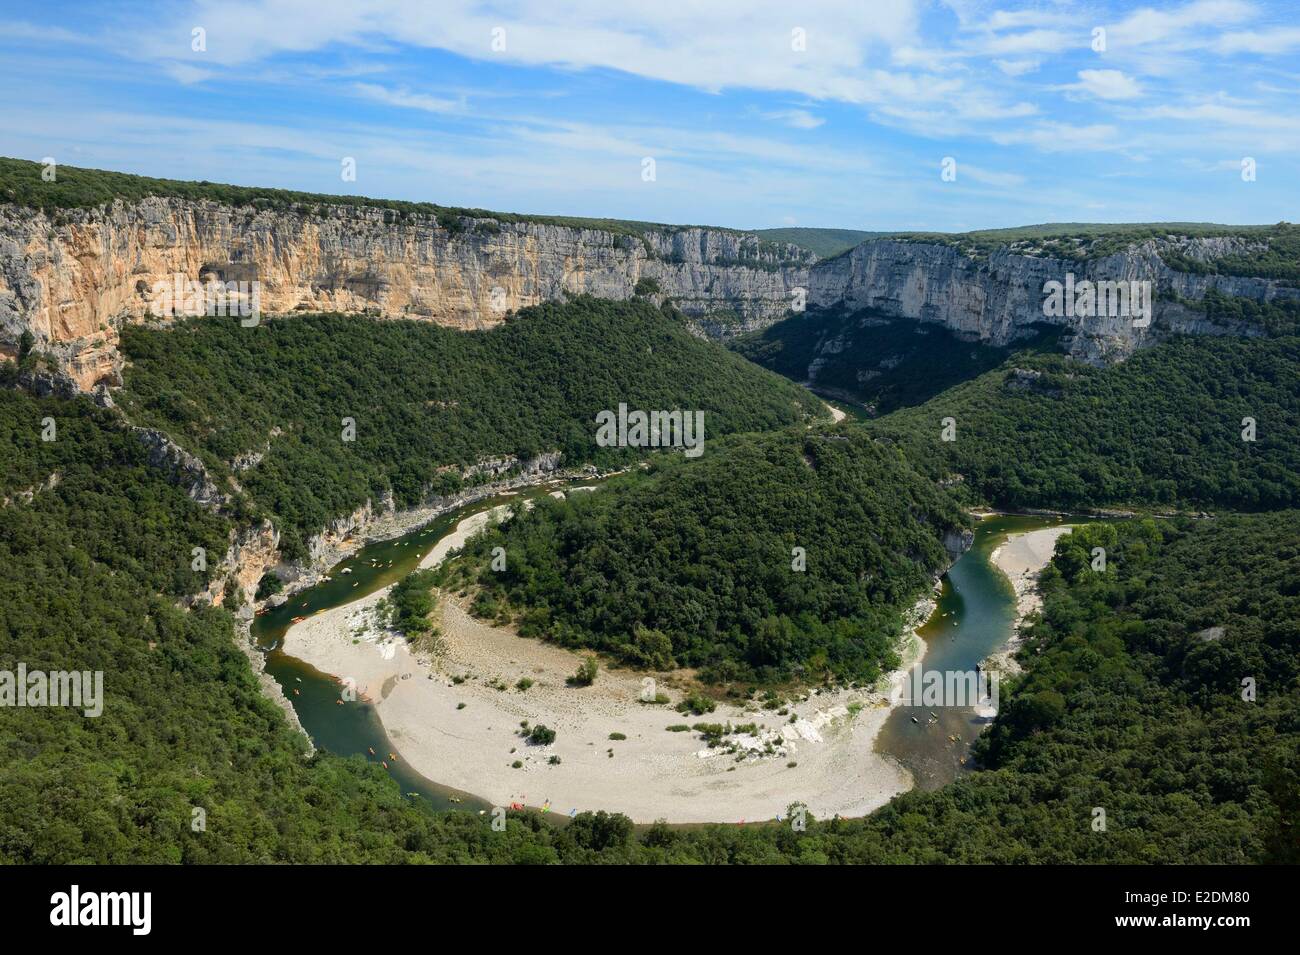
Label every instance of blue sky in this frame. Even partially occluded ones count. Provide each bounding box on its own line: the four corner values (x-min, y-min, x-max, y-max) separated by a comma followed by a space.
1, 0, 1298, 231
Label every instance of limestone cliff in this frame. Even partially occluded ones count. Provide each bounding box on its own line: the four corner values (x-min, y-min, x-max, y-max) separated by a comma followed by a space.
2, 191, 1296, 390
0, 197, 811, 389
806, 236, 1297, 363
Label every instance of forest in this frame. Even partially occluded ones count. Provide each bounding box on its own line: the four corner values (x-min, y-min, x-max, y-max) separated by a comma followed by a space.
436, 426, 968, 682
870, 334, 1300, 511
119, 297, 821, 558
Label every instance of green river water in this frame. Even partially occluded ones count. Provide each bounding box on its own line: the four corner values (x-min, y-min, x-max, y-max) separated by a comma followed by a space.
254, 488, 1080, 814
251, 483, 589, 813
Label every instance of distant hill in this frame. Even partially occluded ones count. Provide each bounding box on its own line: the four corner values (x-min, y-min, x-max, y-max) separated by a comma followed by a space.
751, 227, 888, 258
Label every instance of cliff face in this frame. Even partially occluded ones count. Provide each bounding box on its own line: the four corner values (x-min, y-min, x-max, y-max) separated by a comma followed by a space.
0, 197, 812, 389
806, 237, 1295, 363
2, 193, 1295, 390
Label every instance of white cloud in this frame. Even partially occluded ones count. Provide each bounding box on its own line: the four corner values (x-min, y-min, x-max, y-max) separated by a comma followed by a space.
1069, 69, 1143, 100
1106, 0, 1255, 49
991, 122, 1126, 153
140, 0, 926, 104
957, 162, 1027, 188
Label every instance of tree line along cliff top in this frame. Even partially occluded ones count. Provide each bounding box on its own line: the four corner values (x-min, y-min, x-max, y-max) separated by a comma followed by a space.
9, 157, 1296, 275
0, 157, 807, 263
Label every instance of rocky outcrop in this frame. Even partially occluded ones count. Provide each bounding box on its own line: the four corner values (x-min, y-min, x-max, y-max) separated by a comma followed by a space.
132, 426, 224, 507
213, 521, 280, 607
943, 527, 975, 560
0, 197, 812, 389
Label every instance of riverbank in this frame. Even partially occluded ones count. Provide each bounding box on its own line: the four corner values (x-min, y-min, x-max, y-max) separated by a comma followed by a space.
981, 525, 1074, 676
262, 465, 600, 608
279, 499, 937, 824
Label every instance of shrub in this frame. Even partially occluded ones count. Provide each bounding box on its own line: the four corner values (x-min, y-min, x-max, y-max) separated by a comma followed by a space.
527, 724, 557, 745
571, 656, 599, 687
676, 692, 716, 716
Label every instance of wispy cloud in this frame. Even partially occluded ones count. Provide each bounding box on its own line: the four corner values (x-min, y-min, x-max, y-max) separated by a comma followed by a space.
758, 108, 825, 129
1, 0, 1298, 229
353, 82, 465, 114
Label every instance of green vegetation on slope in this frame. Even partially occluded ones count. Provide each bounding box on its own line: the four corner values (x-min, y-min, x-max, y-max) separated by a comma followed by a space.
870, 335, 1300, 511
0, 387, 444, 862
889, 221, 1287, 264
119, 297, 822, 559
1159, 223, 1300, 283
436, 427, 968, 684
732, 307, 1063, 414
4, 396, 1291, 863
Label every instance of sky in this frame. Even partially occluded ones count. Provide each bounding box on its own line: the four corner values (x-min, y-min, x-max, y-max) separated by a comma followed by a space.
1, 0, 1298, 232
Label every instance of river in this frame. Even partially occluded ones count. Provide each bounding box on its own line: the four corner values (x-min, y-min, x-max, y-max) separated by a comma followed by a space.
255, 493, 1077, 814
251, 482, 592, 813
876, 513, 1076, 788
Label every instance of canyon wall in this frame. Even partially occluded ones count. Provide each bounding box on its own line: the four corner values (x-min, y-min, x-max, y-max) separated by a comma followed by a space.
2, 193, 1297, 390
0, 197, 812, 389
806, 236, 1297, 363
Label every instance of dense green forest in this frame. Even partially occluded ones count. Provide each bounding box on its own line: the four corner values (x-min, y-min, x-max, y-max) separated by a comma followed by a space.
119, 298, 822, 558
435, 427, 968, 683
0, 387, 450, 862
732, 308, 1062, 414
870, 335, 1300, 511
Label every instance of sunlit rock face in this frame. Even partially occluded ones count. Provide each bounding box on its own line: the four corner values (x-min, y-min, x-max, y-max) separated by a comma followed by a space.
1, 194, 1294, 391
0, 198, 814, 390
